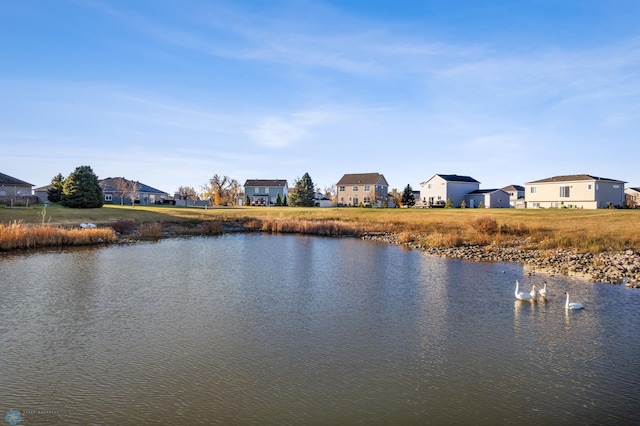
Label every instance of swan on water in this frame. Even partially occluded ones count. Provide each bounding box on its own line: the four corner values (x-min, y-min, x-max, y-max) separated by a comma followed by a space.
515, 280, 534, 301
538, 282, 548, 298
564, 292, 584, 310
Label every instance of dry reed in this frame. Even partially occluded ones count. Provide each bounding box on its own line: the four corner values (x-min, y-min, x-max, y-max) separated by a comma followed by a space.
0, 221, 116, 251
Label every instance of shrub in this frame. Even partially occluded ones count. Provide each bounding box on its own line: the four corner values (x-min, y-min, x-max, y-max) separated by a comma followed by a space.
469, 216, 498, 235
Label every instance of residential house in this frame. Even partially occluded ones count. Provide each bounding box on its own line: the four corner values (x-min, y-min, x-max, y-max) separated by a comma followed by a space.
419, 174, 480, 208
625, 187, 640, 208
525, 174, 626, 209
244, 179, 289, 206
465, 189, 511, 208
336, 173, 389, 207
314, 192, 336, 208
34, 185, 52, 204
0, 172, 35, 204
502, 184, 525, 208
100, 177, 170, 205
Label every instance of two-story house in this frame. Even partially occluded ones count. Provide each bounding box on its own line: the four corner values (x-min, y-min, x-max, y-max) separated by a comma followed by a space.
420, 174, 480, 208
336, 173, 389, 207
525, 174, 626, 209
625, 187, 640, 208
244, 179, 289, 206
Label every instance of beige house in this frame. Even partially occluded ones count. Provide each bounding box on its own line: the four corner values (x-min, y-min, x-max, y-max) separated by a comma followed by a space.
625, 187, 640, 208
525, 174, 626, 209
502, 184, 525, 208
337, 173, 389, 207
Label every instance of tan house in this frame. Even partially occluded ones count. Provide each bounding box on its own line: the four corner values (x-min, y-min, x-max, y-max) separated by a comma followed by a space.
337, 173, 389, 207
625, 187, 640, 208
525, 174, 626, 209
502, 184, 525, 208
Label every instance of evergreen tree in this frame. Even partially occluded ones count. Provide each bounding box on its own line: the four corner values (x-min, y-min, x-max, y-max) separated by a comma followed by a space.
289, 173, 315, 207
275, 192, 282, 206
47, 173, 65, 203
283, 194, 287, 206
60, 165, 103, 208
246, 195, 251, 206
401, 184, 416, 207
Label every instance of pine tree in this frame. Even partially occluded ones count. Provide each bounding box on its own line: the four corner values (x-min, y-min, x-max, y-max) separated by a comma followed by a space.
289, 173, 315, 207
275, 192, 282, 206
60, 166, 103, 208
47, 173, 65, 203
401, 184, 416, 207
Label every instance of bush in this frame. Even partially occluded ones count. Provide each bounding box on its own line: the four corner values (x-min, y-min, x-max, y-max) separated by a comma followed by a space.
112, 220, 136, 235
469, 216, 498, 235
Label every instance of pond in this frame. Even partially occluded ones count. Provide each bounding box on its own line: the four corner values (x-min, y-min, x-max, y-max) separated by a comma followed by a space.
1, 234, 639, 424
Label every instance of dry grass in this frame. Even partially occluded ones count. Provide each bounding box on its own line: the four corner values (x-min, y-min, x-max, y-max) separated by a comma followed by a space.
2, 204, 640, 252
0, 221, 116, 251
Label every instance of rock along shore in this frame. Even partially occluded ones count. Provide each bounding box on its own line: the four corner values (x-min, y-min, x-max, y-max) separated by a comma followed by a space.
361, 232, 640, 289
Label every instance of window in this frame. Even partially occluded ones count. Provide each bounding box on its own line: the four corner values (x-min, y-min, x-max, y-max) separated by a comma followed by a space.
364, 185, 370, 191
613, 185, 620, 189
352, 186, 359, 191
588, 184, 592, 190
530, 187, 537, 193
339, 186, 345, 191
559, 186, 570, 198
428, 184, 434, 189
105, 194, 113, 202
254, 187, 259, 193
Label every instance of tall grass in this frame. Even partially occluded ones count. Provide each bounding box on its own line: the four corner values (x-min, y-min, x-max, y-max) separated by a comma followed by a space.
0, 221, 117, 251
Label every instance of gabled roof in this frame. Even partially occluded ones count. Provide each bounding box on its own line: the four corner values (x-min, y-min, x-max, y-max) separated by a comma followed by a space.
626, 187, 640, 193
422, 174, 479, 184
336, 173, 388, 186
527, 174, 626, 184
100, 177, 168, 194
502, 184, 524, 192
0, 172, 33, 187
244, 179, 288, 187
467, 189, 506, 195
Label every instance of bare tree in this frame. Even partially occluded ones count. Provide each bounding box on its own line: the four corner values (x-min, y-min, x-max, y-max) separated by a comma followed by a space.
114, 177, 131, 206
201, 174, 235, 206
128, 181, 140, 207
177, 186, 198, 201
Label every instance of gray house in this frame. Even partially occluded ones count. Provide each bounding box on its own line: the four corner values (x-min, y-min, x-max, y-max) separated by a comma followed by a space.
100, 177, 170, 205
244, 179, 289, 206
465, 189, 511, 208
419, 174, 480, 208
0, 172, 35, 204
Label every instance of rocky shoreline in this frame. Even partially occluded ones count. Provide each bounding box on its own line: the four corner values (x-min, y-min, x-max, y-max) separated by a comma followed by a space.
361, 232, 640, 288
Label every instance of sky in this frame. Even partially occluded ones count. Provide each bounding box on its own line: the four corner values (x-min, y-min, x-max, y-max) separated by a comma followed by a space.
1, 0, 639, 195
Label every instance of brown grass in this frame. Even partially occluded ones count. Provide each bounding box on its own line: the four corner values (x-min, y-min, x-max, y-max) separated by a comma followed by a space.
0, 221, 116, 251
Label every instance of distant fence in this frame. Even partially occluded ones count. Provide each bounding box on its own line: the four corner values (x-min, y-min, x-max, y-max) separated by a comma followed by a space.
0, 195, 39, 206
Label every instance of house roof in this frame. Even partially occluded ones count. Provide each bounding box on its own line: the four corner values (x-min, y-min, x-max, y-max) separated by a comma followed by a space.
244, 179, 288, 187
420, 174, 479, 185
100, 177, 168, 194
502, 184, 524, 191
527, 174, 626, 184
467, 189, 506, 195
626, 187, 640, 193
0, 172, 33, 187
336, 173, 388, 186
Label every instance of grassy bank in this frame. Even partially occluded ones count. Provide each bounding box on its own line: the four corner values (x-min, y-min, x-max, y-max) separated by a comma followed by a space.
1, 203, 639, 252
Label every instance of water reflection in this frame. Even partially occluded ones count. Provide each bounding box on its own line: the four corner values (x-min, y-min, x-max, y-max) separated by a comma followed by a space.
1, 235, 639, 424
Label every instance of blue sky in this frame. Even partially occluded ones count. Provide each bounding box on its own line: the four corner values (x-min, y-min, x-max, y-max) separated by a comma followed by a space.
2, 0, 639, 195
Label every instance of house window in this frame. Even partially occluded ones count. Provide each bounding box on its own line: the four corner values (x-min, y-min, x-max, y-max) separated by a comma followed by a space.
428, 184, 434, 189
254, 187, 259, 193
363, 197, 370, 204
613, 185, 620, 189
588, 184, 592, 190
339, 186, 345, 191
530, 187, 537, 193
105, 194, 113, 202
559, 186, 570, 198
364, 185, 370, 191
352, 186, 359, 191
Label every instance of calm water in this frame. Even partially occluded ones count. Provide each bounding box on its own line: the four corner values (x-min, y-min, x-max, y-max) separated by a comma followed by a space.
1, 234, 639, 425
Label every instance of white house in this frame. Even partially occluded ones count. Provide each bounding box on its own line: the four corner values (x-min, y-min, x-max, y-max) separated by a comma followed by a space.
465, 189, 511, 208
502, 184, 525, 208
625, 187, 640, 208
419, 174, 480, 208
525, 174, 626, 209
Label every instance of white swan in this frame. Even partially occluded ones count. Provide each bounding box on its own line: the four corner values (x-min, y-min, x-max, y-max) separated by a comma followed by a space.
564, 292, 584, 310
515, 280, 533, 301
538, 282, 548, 298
